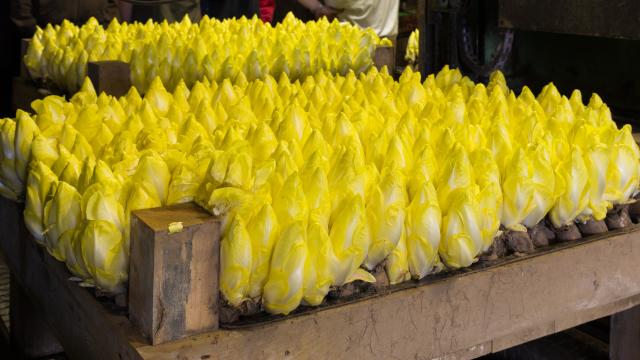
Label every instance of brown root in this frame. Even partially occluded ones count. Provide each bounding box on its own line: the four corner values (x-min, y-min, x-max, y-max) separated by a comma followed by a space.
480, 234, 507, 261
370, 262, 389, 290
504, 229, 535, 253
554, 223, 582, 241
577, 219, 608, 236
528, 222, 553, 248
606, 204, 633, 230
628, 195, 640, 222
220, 302, 240, 323
336, 282, 359, 298
238, 298, 262, 316
219, 298, 261, 324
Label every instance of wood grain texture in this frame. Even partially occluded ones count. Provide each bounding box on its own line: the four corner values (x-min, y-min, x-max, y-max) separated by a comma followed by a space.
130, 203, 220, 345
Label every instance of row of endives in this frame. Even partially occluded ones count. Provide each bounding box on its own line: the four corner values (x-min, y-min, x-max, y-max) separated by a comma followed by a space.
0, 66, 638, 315
24, 14, 390, 93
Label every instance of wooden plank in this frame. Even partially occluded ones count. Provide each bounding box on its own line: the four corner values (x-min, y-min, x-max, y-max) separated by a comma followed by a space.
499, 0, 640, 40
138, 226, 640, 360
130, 204, 220, 345
87, 61, 132, 97
493, 294, 640, 353
0, 197, 145, 360
610, 305, 640, 360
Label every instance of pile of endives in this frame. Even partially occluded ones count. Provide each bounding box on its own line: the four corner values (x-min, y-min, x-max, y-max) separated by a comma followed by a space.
23, 14, 390, 93
1, 66, 638, 315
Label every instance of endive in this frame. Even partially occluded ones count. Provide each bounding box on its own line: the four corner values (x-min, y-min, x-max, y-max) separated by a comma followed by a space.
220, 216, 253, 307
501, 149, 535, 231
550, 146, 590, 228
43, 181, 82, 260
385, 228, 411, 285
0, 119, 21, 198
303, 221, 333, 306
79, 219, 128, 291
364, 167, 408, 269
406, 181, 441, 279
439, 188, 482, 269
263, 221, 307, 315
247, 203, 280, 299
437, 143, 474, 213
329, 194, 375, 286
24, 161, 59, 243
14, 110, 41, 184
604, 144, 640, 205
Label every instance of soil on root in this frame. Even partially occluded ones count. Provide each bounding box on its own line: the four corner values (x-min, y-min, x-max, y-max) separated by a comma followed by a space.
606, 204, 632, 230
528, 222, 555, 247
554, 223, 582, 241
577, 219, 608, 236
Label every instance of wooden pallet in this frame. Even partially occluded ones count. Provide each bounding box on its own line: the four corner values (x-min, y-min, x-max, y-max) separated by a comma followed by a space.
1, 195, 640, 359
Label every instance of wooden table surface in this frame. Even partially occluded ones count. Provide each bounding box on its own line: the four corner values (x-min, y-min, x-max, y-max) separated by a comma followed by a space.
2, 195, 640, 359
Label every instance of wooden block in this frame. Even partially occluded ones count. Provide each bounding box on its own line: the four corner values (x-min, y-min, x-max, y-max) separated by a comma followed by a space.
610, 305, 640, 360
87, 61, 132, 97
374, 41, 396, 73
129, 203, 220, 345
20, 39, 31, 78
10, 275, 64, 358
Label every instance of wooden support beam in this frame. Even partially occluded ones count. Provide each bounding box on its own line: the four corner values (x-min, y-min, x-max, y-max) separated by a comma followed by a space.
129, 203, 220, 345
417, 0, 430, 77
610, 305, 640, 360
87, 61, 132, 97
